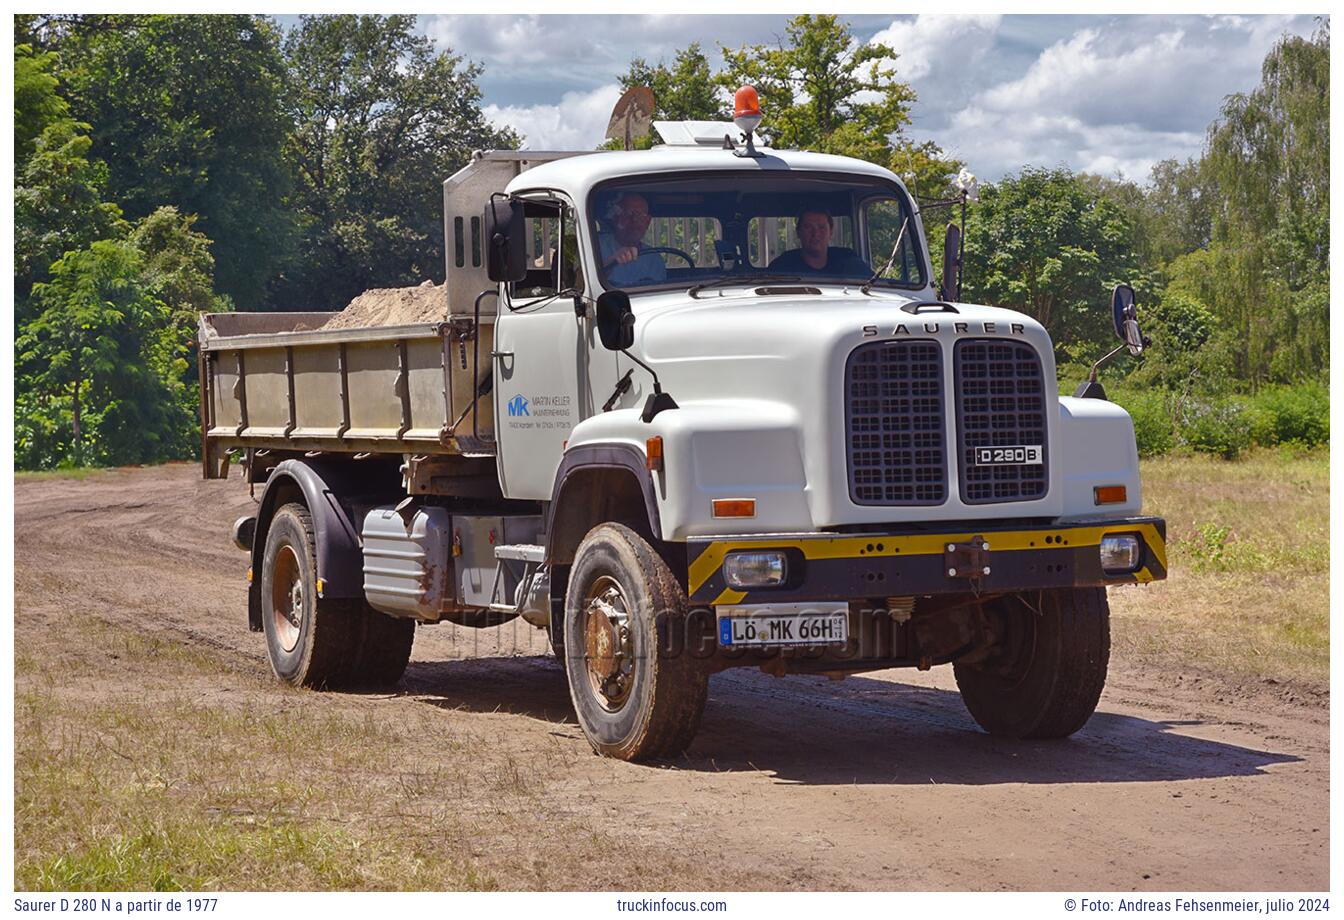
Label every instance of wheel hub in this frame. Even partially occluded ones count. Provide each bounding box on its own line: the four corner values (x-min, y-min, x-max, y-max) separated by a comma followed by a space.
270, 545, 303, 653
582, 578, 634, 708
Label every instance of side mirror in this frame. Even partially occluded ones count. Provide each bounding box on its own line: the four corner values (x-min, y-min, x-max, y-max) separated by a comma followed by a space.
1111, 283, 1144, 356
483, 198, 526, 283
595, 290, 635, 351
940, 224, 961, 301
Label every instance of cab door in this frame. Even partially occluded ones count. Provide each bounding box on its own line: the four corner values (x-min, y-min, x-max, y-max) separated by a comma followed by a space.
493, 198, 620, 500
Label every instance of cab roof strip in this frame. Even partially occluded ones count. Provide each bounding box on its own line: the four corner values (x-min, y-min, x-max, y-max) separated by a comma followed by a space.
501, 147, 906, 203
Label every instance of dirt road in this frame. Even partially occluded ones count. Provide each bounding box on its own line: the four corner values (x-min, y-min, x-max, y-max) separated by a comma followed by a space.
14, 465, 1329, 890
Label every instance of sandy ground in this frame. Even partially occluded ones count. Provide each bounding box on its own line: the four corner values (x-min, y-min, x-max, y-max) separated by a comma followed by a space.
14, 464, 1329, 891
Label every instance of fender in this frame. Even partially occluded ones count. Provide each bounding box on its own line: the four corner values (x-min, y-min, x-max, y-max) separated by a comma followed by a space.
545, 443, 661, 558
247, 459, 365, 630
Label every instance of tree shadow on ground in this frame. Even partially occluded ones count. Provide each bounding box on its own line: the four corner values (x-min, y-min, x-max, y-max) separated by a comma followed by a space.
401, 655, 1301, 787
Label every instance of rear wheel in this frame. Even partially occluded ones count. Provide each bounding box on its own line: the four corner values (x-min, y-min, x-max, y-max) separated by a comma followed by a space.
348, 603, 415, 689
262, 503, 358, 688
563, 524, 708, 761
953, 588, 1110, 739
261, 502, 413, 690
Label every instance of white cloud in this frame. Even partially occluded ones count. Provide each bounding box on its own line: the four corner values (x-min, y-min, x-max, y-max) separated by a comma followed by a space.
928, 15, 1318, 181
869, 14, 1002, 82
420, 13, 1321, 182
484, 84, 624, 151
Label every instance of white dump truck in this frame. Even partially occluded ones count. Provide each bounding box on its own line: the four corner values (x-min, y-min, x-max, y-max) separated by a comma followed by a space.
200, 107, 1166, 761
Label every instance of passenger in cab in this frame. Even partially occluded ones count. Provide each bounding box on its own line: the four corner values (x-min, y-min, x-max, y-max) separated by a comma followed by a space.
769, 209, 869, 277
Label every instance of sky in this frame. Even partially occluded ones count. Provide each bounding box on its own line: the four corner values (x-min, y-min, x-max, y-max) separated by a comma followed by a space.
410, 13, 1324, 183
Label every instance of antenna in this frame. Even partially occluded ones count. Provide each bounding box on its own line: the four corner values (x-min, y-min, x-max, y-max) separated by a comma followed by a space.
605, 87, 655, 151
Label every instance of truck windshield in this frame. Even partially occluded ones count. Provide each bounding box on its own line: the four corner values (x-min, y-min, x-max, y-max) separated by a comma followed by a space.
589, 172, 925, 293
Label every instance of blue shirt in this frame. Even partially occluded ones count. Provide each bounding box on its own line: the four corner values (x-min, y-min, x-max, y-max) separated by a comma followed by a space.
598, 234, 667, 287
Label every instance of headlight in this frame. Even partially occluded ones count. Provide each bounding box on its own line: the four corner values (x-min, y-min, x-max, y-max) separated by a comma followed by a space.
1100, 534, 1142, 574
723, 551, 787, 589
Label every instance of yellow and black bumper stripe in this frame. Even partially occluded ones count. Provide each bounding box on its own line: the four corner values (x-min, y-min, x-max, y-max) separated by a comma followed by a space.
687, 517, 1167, 606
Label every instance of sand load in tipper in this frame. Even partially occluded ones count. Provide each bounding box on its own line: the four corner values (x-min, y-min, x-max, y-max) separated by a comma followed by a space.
318, 280, 448, 330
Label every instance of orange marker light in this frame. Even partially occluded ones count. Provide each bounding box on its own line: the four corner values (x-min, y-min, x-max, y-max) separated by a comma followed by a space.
712, 499, 756, 519
1094, 485, 1128, 505
645, 436, 664, 471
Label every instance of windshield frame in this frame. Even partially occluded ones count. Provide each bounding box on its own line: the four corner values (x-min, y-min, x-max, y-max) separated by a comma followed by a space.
585, 169, 931, 296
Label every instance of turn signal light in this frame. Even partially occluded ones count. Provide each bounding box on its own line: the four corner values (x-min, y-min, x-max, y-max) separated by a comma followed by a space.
1094, 485, 1128, 505
712, 498, 756, 519
646, 436, 664, 471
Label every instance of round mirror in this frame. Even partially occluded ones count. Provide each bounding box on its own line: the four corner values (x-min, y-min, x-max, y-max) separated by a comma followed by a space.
1122, 318, 1144, 356
1111, 284, 1143, 357
1111, 284, 1136, 339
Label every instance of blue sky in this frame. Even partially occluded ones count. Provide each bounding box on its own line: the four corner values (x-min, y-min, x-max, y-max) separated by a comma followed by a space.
408, 13, 1324, 183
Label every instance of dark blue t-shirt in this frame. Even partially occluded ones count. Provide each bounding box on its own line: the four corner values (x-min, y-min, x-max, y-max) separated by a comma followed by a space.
768, 247, 870, 277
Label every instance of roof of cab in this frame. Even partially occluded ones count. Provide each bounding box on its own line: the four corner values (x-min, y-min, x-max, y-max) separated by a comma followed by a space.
500, 145, 906, 204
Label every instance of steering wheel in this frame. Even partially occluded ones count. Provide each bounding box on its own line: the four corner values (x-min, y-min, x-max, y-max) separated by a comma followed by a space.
643, 246, 695, 268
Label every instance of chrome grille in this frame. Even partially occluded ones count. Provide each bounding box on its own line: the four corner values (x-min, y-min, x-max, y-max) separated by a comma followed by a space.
844, 340, 946, 505
954, 339, 1048, 504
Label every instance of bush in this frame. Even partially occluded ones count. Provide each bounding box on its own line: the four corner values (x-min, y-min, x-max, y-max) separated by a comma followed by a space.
1247, 382, 1329, 447
1112, 389, 1175, 457
1178, 396, 1252, 459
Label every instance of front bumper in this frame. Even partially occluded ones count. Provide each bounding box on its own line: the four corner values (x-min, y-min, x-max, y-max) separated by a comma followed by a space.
687, 517, 1166, 606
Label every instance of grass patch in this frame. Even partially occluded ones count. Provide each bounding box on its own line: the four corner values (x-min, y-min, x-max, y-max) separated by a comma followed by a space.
15, 466, 116, 481
1108, 447, 1329, 687
15, 613, 707, 891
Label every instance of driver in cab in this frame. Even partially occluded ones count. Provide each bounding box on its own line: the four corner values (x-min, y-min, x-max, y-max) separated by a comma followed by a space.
769, 209, 869, 277
599, 192, 666, 287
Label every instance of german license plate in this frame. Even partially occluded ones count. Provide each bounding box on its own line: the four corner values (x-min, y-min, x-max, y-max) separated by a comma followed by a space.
975, 445, 1043, 466
716, 603, 849, 647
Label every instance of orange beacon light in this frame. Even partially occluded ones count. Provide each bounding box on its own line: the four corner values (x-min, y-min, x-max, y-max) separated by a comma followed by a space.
733, 85, 762, 136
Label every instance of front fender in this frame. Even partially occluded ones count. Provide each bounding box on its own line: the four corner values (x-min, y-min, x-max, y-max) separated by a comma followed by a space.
1055, 396, 1143, 519
567, 399, 812, 541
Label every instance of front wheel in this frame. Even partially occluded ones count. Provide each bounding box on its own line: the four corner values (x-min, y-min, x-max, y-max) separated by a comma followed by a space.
563, 524, 708, 761
953, 588, 1110, 739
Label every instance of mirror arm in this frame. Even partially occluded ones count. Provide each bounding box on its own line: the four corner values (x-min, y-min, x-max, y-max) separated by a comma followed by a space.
619, 348, 679, 422
1087, 341, 1129, 383
621, 348, 663, 394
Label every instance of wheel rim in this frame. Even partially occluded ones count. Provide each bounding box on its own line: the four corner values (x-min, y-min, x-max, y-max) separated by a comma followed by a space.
270, 545, 304, 653
581, 575, 635, 711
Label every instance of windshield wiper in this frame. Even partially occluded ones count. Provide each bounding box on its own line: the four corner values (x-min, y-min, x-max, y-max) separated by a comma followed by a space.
687, 274, 804, 299
860, 217, 910, 296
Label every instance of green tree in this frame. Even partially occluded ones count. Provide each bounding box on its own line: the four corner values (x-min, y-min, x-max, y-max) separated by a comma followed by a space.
277, 15, 519, 311
717, 14, 959, 195
1165, 24, 1330, 384
14, 118, 125, 317
962, 168, 1143, 353
52, 14, 293, 309
131, 206, 233, 335
14, 43, 69, 161
720, 15, 911, 155
130, 206, 233, 428
17, 241, 193, 468
1140, 158, 1213, 268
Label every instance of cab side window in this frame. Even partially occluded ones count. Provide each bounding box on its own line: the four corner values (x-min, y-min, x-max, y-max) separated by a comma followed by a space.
510, 200, 585, 302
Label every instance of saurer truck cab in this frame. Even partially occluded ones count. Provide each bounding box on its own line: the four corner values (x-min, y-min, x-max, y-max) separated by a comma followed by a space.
201, 105, 1167, 761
